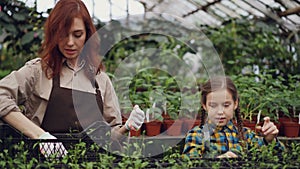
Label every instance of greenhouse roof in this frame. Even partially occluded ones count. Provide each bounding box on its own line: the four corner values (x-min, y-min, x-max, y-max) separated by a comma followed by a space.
137, 0, 300, 32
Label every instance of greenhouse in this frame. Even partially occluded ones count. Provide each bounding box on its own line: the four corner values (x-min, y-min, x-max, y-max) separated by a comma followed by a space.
0, 0, 299, 168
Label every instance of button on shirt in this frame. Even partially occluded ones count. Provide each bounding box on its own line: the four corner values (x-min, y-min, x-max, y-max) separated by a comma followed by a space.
62, 60, 96, 94
182, 120, 285, 158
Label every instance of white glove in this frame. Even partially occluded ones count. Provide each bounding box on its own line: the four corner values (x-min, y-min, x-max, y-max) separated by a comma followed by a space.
125, 105, 145, 131
39, 132, 68, 157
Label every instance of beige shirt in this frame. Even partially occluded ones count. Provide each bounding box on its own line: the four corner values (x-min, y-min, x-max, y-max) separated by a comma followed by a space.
0, 58, 122, 127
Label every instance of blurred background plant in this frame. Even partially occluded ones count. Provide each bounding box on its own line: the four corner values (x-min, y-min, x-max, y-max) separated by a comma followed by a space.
0, 0, 46, 78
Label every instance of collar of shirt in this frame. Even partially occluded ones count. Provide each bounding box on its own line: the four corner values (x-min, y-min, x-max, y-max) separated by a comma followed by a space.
64, 59, 86, 72
204, 120, 237, 134
60, 59, 96, 93
225, 120, 236, 132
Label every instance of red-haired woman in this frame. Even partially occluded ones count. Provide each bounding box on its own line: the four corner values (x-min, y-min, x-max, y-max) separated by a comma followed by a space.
0, 0, 144, 157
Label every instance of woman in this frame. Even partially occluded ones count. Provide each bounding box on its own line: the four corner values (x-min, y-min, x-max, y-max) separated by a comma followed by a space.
0, 0, 144, 157
182, 76, 284, 158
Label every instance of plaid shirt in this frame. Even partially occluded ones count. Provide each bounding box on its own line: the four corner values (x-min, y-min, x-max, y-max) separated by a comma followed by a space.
182, 120, 285, 158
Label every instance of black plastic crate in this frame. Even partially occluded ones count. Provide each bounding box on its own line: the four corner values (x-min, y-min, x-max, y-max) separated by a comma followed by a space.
0, 121, 113, 160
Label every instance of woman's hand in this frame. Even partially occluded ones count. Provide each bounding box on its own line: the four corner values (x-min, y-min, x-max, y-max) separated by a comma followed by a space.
256, 116, 279, 143
125, 105, 145, 131
39, 132, 68, 157
217, 151, 238, 158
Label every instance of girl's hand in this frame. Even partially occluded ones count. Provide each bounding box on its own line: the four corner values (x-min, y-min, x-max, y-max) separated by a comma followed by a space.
217, 151, 238, 158
256, 116, 279, 143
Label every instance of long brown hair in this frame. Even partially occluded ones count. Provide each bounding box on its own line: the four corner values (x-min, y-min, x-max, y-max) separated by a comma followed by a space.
39, 0, 100, 81
200, 76, 245, 141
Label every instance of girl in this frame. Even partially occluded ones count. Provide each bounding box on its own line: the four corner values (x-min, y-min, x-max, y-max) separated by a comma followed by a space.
182, 76, 284, 158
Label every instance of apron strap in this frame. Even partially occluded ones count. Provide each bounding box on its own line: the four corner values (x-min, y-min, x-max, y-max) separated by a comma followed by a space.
94, 80, 104, 115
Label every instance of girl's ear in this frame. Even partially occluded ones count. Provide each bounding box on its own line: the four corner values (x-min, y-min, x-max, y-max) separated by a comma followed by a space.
202, 103, 207, 111
234, 99, 239, 110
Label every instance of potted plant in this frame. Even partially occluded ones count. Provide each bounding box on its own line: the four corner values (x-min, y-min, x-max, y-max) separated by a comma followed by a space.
163, 93, 183, 136
233, 74, 263, 130
179, 91, 201, 133
262, 87, 290, 136
144, 106, 163, 136
279, 74, 300, 137
259, 73, 299, 137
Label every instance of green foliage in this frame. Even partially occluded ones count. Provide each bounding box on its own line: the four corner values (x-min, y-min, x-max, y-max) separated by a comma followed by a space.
148, 106, 164, 122
0, 0, 47, 70
232, 72, 300, 121
0, 69, 10, 79
0, 138, 300, 168
204, 19, 299, 77
0, 141, 38, 168
103, 18, 298, 122
232, 73, 263, 121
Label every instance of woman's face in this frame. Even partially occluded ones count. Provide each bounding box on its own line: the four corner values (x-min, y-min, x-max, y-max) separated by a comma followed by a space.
202, 89, 238, 126
58, 17, 86, 66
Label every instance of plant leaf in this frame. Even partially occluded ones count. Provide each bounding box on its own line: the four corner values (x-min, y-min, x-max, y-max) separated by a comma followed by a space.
21, 31, 35, 45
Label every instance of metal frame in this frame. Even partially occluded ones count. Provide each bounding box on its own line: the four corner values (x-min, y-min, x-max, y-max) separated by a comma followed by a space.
137, 0, 300, 32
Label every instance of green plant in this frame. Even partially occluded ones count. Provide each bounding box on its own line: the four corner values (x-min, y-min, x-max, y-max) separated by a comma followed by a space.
164, 90, 181, 120
0, 140, 39, 168
204, 19, 299, 77
1, 138, 300, 168
232, 74, 263, 122
117, 156, 149, 169
147, 107, 163, 122
56, 141, 85, 169
233, 70, 298, 123
286, 74, 300, 116
117, 141, 152, 168
255, 72, 289, 122
179, 89, 201, 119
0, 69, 10, 79
0, 0, 47, 71
119, 99, 133, 119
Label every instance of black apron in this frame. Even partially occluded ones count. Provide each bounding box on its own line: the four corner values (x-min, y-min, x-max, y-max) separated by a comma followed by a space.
41, 75, 104, 133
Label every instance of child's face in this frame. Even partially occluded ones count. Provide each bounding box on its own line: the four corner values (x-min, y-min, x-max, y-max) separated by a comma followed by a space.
202, 89, 238, 126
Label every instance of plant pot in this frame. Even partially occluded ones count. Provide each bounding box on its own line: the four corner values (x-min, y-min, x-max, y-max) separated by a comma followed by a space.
163, 119, 183, 136
181, 118, 200, 133
243, 120, 258, 131
129, 128, 142, 137
162, 113, 171, 120
281, 120, 299, 137
145, 120, 162, 136
278, 117, 290, 136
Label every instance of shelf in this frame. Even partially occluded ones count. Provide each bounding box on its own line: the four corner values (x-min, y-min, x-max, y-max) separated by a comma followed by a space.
128, 134, 300, 144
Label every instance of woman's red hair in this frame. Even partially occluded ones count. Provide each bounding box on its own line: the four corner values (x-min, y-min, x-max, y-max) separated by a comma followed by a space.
39, 0, 100, 80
